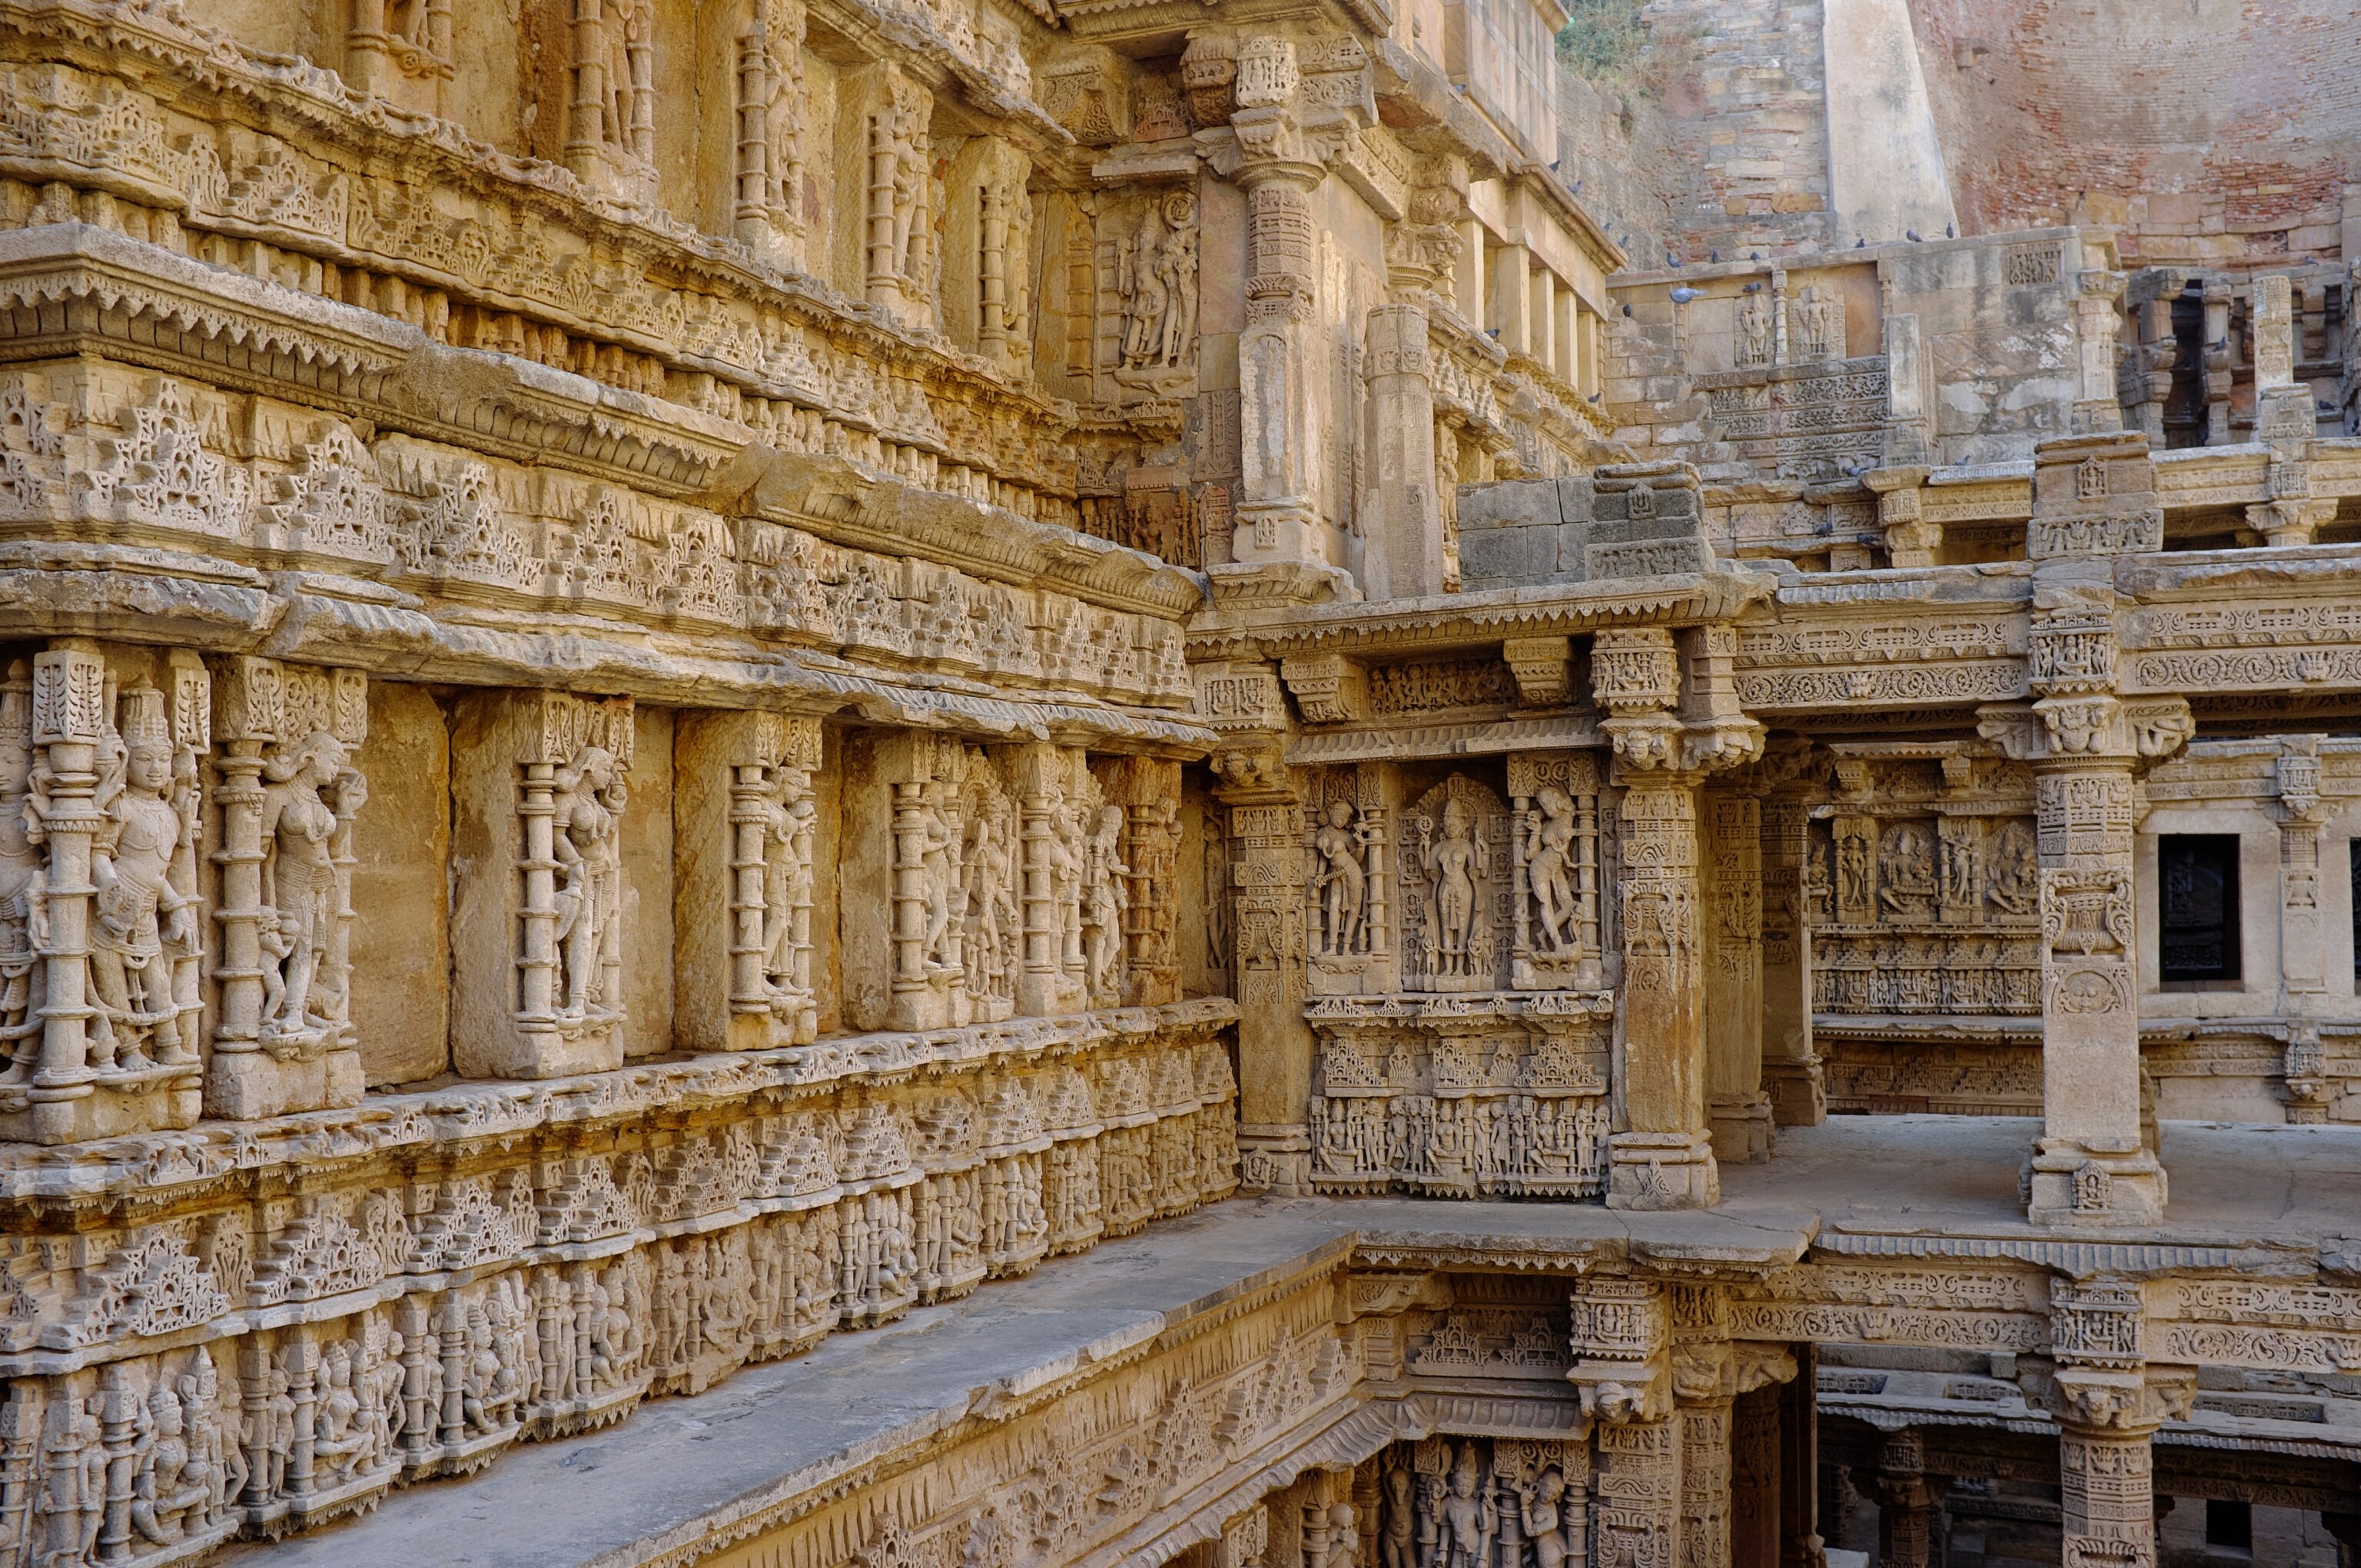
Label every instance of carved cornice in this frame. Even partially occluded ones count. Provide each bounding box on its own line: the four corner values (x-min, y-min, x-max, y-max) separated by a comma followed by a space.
1187, 572, 1775, 661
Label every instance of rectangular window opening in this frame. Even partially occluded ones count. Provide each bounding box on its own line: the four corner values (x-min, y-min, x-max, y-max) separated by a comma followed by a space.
2204, 1498, 2252, 1552
2159, 834, 2241, 985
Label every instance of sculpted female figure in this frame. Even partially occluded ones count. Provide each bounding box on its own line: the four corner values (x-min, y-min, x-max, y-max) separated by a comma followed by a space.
1312, 800, 1366, 957
1519, 1467, 1571, 1568
88, 723, 198, 1071
1523, 786, 1579, 952
257, 732, 362, 1039
759, 766, 816, 1003
1084, 804, 1130, 1001
964, 810, 1016, 996
1420, 798, 1489, 976
552, 746, 626, 1021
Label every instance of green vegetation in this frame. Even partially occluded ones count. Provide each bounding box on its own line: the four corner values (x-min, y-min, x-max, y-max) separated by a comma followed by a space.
1557, 0, 1649, 78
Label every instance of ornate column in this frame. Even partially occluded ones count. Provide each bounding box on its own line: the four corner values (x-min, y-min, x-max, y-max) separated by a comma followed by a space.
1987, 431, 2187, 1227
2069, 238, 2128, 435
1732, 1385, 1781, 1568
2250, 273, 2315, 443
2275, 737, 2328, 1004
1874, 1429, 1934, 1568
1572, 1276, 1680, 1567
1704, 784, 1770, 1164
1595, 626, 1764, 1210
1202, 659, 1313, 1192
1674, 1287, 1735, 1568
1760, 777, 1825, 1126
2045, 1277, 2195, 1568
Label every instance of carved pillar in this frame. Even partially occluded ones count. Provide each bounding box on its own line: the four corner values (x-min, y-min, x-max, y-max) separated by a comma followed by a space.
2047, 1278, 2193, 1568
2001, 431, 2185, 1226
1865, 465, 1936, 568
1732, 1385, 1781, 1568
1216, 733, 1312, 1194
2276, 736, 2328, 1003
1363, 303, 1444, 599
1229, 37, 1332, 583
1594, 626, 1762, 1210
206, 657, 370, 1119
1705, 786, 1770, 1164
2250, 273, 2314, 443
1760, 785, 1823, 1126
1675, 1314, 1735, 1568
2070, 243, 2128, 435
1875, 1430, 1934, 1568
1570, 1274, 1675, 1562
450, 689, 634, 1079
1778, 1344, 1822, 1568
1096, 756, 1182, 1007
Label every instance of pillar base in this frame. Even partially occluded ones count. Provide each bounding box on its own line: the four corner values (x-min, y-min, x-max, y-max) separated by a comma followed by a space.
1606, 1130, 1721, 1211
205, 1045, 365, 1121
2025, 1138, 2166, 1227
1710, 1093, 1776, 1165
1237, 1123, 1312, 1196
1762, 1058, 1825, 1127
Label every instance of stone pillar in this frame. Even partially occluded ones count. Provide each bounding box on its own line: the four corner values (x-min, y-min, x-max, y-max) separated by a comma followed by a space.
2070, 241, 2128, 435
2047, 1278, 2193, 1568
676, 710, 823, 1052
2276, 737, 2328, 1003
1573, 1275, 1683, 1568
1778, 1344, 1823, 1568
1732, 1385, 1781, 1568
2001, 431, 2186, 1226
1866, 465, 1937, 568
1214, 729, 1313, 1194
1875, 1430, 1934, 1568
2251, 274, 2314, 443
1229, 38, 1329, 579
1595, 624, 1763, 1210
1362, 303, 1445, 599
1673, 1287, 1736, 1568
1705, 786, 1772, 1164
1488, 243, 1532, 354
1760, 785, 1824, 1126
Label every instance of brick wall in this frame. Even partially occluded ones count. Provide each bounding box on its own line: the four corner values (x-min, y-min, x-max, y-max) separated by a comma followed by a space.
1908, 0, 2359, 271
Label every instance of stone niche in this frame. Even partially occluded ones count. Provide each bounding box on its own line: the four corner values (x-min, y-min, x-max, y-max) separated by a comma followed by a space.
1302, 751, 1616, 1198
449, 689, 639, 1080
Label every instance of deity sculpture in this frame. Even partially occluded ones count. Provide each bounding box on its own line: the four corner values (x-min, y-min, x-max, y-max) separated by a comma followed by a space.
759, 765, 819, 1012
256, 731, 364, 1046
1987, 820, 2037, 915
1417, 799, 1489, 978
1523, 786, 1580, 953
1380, 1460, 1416, 1568
921, 791, 962, 972
552, 745, 626, 1022
1430, 1448, 1496, 1568
0, 677, 48, 1082
963, 809, 1018, 1004
1835, 829, 1871, 919
1519, 1468, 1571, 1568
1312, 800, 1370, 957
1877, 822, 1936, 920
87, 697, 201, 1073
1083, 804, 1130, 1003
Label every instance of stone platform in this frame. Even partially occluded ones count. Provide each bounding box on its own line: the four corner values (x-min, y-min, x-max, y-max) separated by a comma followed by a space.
227, 1117, 2361, 1568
